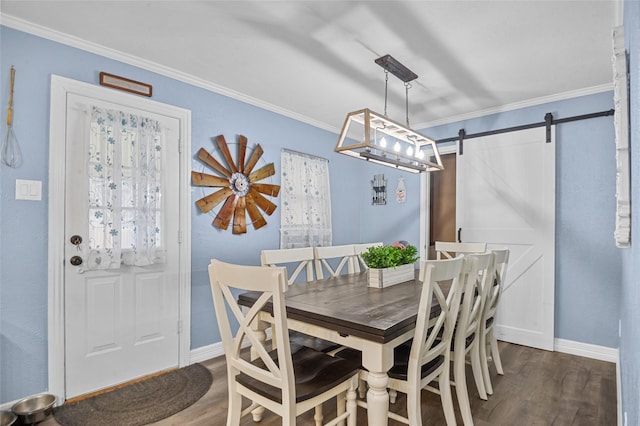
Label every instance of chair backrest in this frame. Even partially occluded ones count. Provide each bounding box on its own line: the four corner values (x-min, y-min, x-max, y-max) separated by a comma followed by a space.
456, 252, 495, 349
353, 242, 384, 272
208, 259, 296, 407
261, 247, 315, 284
483, 249, 510, 324
435, 241, 487, 259
314, 244, 358, 279
409, 256, 466, 381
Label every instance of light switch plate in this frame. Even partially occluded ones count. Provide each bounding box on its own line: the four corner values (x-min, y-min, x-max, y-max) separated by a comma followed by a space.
16, 179, 42, 201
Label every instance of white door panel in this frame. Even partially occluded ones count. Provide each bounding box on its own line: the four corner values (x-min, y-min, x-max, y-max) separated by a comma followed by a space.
457, 127, 555, 351
64, 93, 180, 398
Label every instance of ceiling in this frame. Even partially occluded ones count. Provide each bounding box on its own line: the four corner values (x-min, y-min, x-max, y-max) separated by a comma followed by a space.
1, 1, 618, 132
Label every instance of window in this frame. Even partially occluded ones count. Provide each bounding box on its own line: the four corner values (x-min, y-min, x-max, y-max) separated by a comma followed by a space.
279, 149, 331, 248
86, 106, 166, 269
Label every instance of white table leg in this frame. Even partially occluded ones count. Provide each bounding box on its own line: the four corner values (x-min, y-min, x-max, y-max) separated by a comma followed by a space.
366, 371, 389, 426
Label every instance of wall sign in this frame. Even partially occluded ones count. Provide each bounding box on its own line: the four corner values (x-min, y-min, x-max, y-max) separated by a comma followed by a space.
99, 72, 153, 97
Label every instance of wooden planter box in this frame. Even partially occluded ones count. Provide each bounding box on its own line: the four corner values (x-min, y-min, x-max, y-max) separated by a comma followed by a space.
368, 263, 416, 288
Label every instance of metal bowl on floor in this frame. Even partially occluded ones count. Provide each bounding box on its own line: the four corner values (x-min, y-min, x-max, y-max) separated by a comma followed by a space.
11, 393, 55, 424
0, 411, 17, 426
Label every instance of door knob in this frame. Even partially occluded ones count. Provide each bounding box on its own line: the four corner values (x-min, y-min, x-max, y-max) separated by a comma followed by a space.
70, 256, 83, 266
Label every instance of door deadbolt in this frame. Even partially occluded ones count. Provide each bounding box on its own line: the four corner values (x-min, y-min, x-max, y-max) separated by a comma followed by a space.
70, 235, 83, 246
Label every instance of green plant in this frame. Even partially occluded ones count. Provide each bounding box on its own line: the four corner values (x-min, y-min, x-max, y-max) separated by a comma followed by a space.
361, 244, 419, 269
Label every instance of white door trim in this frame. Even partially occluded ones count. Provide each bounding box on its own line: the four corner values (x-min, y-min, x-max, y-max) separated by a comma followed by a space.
47, 75, 192, 402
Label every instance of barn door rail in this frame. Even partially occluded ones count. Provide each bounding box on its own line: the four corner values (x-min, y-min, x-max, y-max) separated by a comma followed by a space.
436, 109, 614, 155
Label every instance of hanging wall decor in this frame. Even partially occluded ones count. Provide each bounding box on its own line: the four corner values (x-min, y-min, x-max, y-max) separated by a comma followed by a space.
371, 174, 387, 205
395, 177, 406, 203
192, 134, 280, 234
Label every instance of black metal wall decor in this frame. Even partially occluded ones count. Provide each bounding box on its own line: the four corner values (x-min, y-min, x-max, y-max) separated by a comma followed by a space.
371, 174, 387, 205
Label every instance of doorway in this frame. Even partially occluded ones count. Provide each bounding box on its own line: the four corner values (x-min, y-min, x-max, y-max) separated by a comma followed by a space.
48, 75, 192, 401
429, 153, 457, 259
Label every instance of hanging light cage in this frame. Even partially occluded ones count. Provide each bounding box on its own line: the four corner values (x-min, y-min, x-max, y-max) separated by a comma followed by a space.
335, 55, 444, 174
335, 108, 444, 174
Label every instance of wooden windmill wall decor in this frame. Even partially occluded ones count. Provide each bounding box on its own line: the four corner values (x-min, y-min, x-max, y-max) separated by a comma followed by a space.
192, 134, 280, 234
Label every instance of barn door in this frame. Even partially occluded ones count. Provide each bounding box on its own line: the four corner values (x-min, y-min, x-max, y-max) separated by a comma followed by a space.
456, 127, 555, 351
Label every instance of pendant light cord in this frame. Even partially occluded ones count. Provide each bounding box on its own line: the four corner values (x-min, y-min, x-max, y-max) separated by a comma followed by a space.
405, 82, 411, 127
383, 70, 389, 117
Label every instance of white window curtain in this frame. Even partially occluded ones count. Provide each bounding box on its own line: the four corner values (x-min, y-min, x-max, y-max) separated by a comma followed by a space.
280, 149, 332, 248
85, 105, 166, 270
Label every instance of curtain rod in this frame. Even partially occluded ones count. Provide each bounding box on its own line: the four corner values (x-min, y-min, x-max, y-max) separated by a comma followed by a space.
281, 148, 329, 162
435, 109, 614, 154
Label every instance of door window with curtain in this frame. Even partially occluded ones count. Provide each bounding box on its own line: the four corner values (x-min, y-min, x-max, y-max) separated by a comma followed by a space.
85, 105, 166, 269
280, 149, 332, 248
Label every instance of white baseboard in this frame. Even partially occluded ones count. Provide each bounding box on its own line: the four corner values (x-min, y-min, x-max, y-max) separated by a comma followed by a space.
189, 329, 273, 364
554, 338, 618, 363
189, 342, 225, 364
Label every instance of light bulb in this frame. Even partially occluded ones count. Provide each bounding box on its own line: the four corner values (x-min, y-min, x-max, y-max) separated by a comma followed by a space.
416, 149, 425, 159
406, 146, 414, 156
393, 141, 401, 152
379, 137, 387, 148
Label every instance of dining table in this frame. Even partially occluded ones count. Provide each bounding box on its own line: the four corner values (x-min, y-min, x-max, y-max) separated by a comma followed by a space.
238, 270, 436, 426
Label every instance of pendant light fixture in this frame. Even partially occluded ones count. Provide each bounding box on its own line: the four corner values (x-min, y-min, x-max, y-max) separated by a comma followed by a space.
335, 55, 444, 173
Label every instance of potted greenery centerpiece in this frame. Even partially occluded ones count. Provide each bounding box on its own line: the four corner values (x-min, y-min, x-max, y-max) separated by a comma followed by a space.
361, 242, 419, 288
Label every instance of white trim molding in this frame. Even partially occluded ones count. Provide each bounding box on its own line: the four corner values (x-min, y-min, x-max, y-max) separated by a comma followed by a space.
612, 25, 631, 248
1, 14, 336, 134
2, 13, 614, 138
554, 338, 618, 364
190, 342, 225, 364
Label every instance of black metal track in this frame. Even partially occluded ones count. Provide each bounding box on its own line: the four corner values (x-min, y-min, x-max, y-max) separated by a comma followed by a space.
435, 109, 615, 154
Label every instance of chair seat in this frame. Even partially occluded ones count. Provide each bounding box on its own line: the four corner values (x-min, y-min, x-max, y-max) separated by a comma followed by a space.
335, 345, 444, 381
237, 346, 360, 404
388, 343, 445, 381
289, 330, 342, 353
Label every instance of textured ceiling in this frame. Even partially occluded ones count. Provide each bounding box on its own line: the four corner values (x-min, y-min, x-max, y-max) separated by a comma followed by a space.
1, 1, 617, 132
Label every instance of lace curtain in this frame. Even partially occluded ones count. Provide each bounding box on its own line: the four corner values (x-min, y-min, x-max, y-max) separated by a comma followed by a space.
85, 105, 166, 270
280, 149, 332, 248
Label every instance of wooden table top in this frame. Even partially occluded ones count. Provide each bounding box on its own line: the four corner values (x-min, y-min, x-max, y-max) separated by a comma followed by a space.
238, 271, 437, 344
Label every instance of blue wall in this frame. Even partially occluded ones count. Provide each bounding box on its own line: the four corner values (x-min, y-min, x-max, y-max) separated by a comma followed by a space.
0, 25, 421, 403
621, 2, 639, 425
0, 22, 623, 407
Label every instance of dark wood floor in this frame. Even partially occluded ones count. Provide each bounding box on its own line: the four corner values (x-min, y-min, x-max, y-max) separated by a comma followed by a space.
42, 342, 617, 425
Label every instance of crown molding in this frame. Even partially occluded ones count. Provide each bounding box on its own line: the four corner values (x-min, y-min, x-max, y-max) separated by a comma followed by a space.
2, 14, 612, 136
416, 83, 613, 130
0, 14, 337, 133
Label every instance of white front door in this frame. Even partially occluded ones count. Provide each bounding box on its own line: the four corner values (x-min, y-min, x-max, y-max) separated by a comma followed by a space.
63, 92, 181, 398
456, 127, 555, 351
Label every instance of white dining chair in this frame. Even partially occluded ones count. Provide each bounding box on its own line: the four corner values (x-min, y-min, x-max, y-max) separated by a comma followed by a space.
480, 249, 510, 395
314, 244, 359, 279
208, 259, 359, 426
261, 247, 315, 284
260, 247, 341, 353
435, 241, 487, 259
353, 242, 383, 272
339, 256, 466, 426
450, 252, 495, 426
